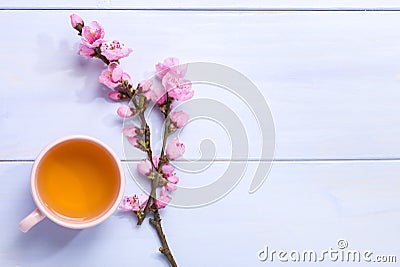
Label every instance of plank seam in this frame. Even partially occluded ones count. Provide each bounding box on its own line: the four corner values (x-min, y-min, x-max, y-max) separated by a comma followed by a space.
3, 158, 400, 163
1, 7, 400, 12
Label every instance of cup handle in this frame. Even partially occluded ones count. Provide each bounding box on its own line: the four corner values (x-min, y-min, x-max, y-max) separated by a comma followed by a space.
19, 208, 46, 233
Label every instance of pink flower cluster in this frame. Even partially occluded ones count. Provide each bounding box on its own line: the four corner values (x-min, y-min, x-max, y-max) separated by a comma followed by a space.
70, 14, 133, 96
70, 14, 132, 61
151, 57, 194, 104
70, 15, 191, 211
119, 58, 193, 208
123, 137, 185, 209
99, 62, 132, 89
115, 58, 193, 208
78, 21, 105, 58
152, 154, 180, 208
120, 60, 190, 207
166, 137, 185, 160
122, 126, 140, 147
120, 149, 183, 210
170, 110, 189, 130
120, 195, 148, 212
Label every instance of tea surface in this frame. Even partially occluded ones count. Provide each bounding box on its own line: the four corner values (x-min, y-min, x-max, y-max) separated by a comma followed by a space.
36, 140, 119, 220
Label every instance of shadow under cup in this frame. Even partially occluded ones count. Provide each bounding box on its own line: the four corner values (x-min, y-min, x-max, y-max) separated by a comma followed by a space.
33, 137, 123, 228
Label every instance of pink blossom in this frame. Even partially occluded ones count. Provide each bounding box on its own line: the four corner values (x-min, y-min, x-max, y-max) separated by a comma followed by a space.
122, 126, 138, 137
162, 165, 175, 177
165, 183, 177, 192
128, 137, 140, 147
150, 86, 167, 105
119, 195, 148, 212
78, 44, 95, 58
165, 175, 179, 192
99, 62, 123, 89
127, 137, 138, 147
122, 126, 139, 146
127, 137, 138, 146
140, 79, 153, 100
166, 137, 185, 160
77, 20, 105, 58
152, 155, 175, 177
155, 57, 178, 79
167, 175, 179, 184
108, 91, 121, 101
170, 110, 189, 128
100, 40, 133, 61
137, 159, 153, 176
70, 14, 83, 28
117, 105, 133, 118
155, 57, 187, 79
119, 195, 139, 211
81, 21, 105, 48
162, 72, 194, 101
156, 187, 171, 209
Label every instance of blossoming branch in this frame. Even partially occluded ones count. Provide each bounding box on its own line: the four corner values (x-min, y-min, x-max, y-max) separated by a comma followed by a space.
70, 14, 194, 267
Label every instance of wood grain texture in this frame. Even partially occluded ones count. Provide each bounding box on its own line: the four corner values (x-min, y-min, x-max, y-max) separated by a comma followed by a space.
1, 11, 400, 160
1, 161, 399, 266
2, 0, 400, 10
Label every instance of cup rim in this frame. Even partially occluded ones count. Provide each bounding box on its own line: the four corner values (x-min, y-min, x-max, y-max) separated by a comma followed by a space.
31, 135, 125, 229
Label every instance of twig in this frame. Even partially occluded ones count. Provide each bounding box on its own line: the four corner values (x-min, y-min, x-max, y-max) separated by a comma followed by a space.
138, 95, 172, 225
149, 210, 178, 267
131, 96, 156, 226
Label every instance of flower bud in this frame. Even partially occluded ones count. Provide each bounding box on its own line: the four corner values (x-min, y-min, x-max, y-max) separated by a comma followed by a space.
108, 91, 121, 101
117, 105, 133, 118
165, 175, 179, 192
167, 175, 179, 184
170, 110, 189, 129
165, 183, 177, 192
122, 126, 138, 137
137, 159, 153, 176
166, 137, 185, 160
70, 14, 83, 28
156, 187, 171, 209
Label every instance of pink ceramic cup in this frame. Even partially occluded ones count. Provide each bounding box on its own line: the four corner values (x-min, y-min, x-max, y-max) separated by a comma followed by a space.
19, 135, 125, 233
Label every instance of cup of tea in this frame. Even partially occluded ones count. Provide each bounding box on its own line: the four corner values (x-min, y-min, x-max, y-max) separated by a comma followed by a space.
19, 135, 125, 232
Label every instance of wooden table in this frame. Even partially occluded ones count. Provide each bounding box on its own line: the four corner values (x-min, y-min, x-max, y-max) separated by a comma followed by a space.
1, 1, 399, 266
